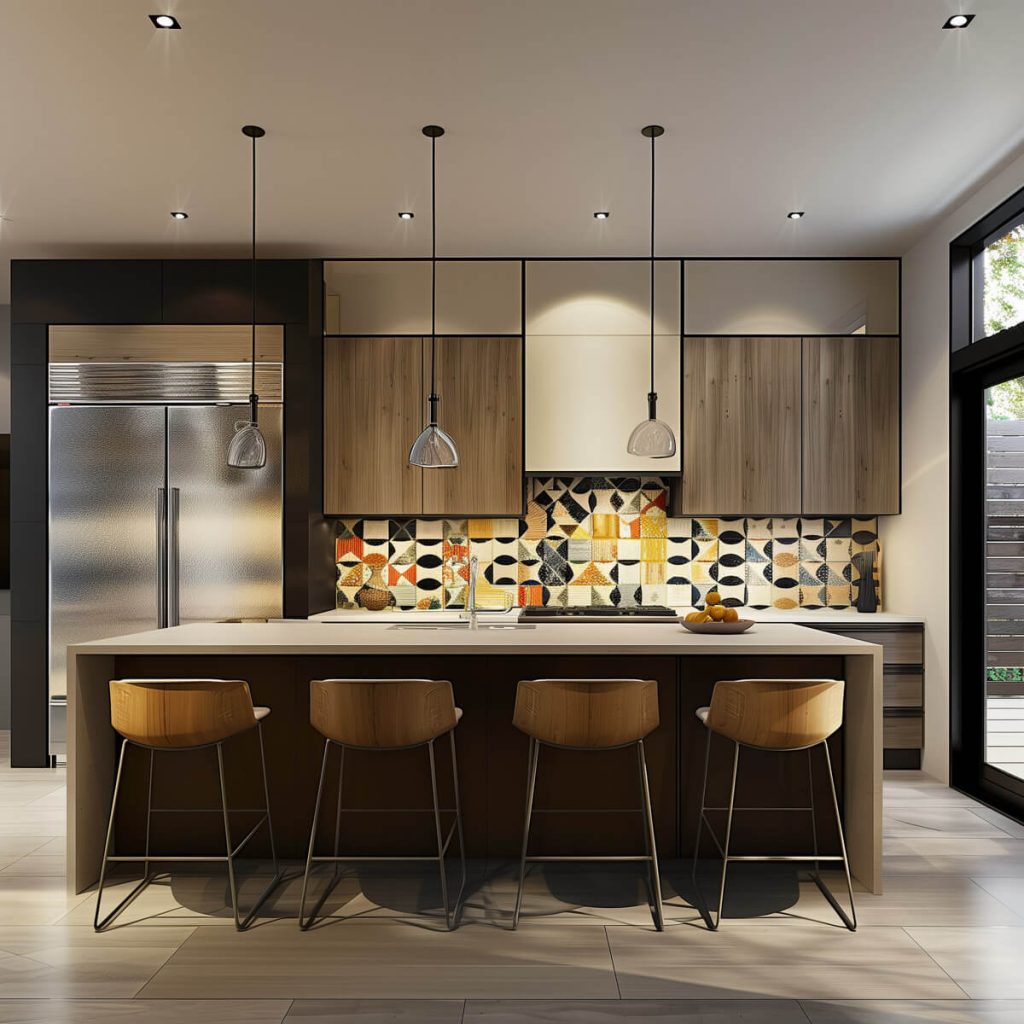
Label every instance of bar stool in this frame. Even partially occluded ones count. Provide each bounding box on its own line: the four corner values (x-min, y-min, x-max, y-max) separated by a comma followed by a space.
512, 678, 664, 931
691, 678, 857, 931
299, 678, 466, 930
94, 678, 281, 931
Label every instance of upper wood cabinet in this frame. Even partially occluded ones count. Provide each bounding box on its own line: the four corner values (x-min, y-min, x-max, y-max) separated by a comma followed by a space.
802, 336, 900, 515
323, 336, 423, 516
680, 337, 801, 514
422, 337, 524, 516
323, 335, 524, 516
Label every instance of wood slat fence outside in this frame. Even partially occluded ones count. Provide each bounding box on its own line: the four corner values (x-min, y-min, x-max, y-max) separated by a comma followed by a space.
986, 420, 1024, 692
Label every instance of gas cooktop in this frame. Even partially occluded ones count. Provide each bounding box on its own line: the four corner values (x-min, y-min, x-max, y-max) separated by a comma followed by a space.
519, 606, 677, 622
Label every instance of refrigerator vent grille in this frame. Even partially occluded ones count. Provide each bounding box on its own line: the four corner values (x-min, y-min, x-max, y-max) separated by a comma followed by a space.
49, 362, 283, 404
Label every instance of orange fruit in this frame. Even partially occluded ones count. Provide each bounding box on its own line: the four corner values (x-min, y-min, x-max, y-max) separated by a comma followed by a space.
705, 591, 722, 606
722, 607, 739, 623
695, 612, 712, 624
708, 605, 726, 621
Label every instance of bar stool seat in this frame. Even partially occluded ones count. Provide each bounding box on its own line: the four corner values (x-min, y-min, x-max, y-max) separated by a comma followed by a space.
692, 678, 857, 931
95, 678, 281, 932
512, 678, 664, 931
299, 678, 467, 931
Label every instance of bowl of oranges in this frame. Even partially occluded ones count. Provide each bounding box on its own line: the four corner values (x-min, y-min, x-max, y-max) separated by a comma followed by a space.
680, 592, 754, 634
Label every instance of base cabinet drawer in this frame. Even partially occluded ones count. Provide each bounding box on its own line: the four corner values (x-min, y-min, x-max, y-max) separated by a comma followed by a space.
830, 628, 923, 665
884, 715, 924, 749
884, 673, 923, 709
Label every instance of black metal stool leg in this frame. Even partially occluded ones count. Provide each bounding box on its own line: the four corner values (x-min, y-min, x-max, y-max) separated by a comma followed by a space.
427, 737, 454, 930
299, 738, 333, 929
216, 742, 243, 930
706, 741, 740, 931
512, 737, 539, 930
817, 741, 858, 931
94, 741, 151, 930
637, 740, 664, 931
449, 728, 467, 924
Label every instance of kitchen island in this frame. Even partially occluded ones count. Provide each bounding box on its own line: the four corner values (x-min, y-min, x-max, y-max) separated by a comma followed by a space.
67, 620, 883, 894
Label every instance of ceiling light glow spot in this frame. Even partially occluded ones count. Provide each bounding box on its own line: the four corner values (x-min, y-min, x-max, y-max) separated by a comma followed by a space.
398, 211, 414, 220
942, 13, 974, 28
149, 14, 181, 29
594, 211, 610, 220
170, 211, 188, 220
787, 211, 805, 220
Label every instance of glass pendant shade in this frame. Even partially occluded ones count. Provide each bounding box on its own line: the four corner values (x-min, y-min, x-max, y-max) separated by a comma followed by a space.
227, 419, 267, 469
627, 416, 677, 458
409, 395, 459, 468
627, 392, 677, 458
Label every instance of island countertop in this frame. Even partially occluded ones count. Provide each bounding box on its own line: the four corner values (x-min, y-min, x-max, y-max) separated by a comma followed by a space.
70, 619, 881, 657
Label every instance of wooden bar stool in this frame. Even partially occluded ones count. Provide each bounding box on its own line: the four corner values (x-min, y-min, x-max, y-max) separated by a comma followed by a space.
299, 678, 466, 930
512, 678, 664, 931
95, 679, 281, 931
691, 678, 857, 931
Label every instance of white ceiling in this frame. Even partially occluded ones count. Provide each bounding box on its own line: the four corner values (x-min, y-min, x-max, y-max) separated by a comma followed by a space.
1, 0, 1023, 305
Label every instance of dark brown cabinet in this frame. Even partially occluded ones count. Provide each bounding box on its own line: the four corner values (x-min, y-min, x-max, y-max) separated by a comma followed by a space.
324, 335, 524, 516
679, 336, 802, 514
802, 336, 900, 515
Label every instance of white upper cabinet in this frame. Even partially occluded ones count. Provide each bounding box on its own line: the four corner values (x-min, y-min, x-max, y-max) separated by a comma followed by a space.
526, 260, 680, 335
525, 260, 681, 474
683, 259, 898, 336
324, 260, 521, 335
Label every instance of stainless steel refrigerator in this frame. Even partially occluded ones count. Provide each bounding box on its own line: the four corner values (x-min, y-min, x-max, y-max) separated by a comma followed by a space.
48, 401, 283, 727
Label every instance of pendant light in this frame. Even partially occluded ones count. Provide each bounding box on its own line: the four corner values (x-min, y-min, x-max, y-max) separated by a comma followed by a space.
408, 124, 459, 469
626, 124, 677, 459
227, 124, 268, 469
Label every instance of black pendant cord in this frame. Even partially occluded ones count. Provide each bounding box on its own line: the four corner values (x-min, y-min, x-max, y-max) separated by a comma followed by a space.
649, 130, 656, 400
249, 130, 258, 424
430, 130, 437, 405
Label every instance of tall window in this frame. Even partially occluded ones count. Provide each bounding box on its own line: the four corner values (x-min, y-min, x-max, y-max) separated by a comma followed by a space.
975, 214, 1024, 341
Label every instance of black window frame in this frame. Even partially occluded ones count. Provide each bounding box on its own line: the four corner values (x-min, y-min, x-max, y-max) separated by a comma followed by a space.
951, 181, 1024, 819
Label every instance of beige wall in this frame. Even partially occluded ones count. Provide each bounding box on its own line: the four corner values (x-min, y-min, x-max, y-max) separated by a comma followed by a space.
883, 152, 1024, 782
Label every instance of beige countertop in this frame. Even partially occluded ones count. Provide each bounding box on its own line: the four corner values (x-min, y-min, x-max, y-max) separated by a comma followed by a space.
71, 619, 881, 657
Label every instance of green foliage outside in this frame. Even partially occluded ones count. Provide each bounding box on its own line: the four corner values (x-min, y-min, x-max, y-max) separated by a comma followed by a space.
988, 667, 1024, 683
984, 223, 1024, 336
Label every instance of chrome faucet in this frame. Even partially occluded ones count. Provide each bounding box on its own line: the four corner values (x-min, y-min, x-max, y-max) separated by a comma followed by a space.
465, 555, 479, 629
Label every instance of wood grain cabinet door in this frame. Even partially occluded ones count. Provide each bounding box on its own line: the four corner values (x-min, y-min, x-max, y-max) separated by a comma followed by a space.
323, 336, 423, 516
680, 336, 802, 514
422, 336, 524, 516
802, 336, 900, 515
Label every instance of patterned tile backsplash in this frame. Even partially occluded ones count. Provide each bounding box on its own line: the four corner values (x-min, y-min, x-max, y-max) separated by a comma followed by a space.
335, 478, 879, 611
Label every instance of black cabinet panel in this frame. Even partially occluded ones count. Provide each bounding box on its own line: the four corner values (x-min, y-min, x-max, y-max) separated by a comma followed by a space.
10, 324, 46, 365
10, 364, 47, 524
11, 261, 162, 324
10, 521, 47, 622
162, 260, 308, 323
10, 620, 49, 767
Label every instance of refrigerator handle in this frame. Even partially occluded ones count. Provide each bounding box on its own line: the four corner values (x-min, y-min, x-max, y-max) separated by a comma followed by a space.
169, 487, 181, 627
156, 488, 168, 628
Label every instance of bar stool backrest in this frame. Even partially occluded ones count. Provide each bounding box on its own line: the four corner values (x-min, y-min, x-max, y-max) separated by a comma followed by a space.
310, 678, 458, 749
706, 678, 845, 750
108, 679, 258, 749
513, 678, 659, 748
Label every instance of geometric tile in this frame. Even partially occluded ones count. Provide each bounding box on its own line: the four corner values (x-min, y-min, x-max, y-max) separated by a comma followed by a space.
332, 477, 875, 613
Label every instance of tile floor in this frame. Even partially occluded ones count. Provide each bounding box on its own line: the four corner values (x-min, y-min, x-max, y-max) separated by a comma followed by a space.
3, 731, 1024, 1021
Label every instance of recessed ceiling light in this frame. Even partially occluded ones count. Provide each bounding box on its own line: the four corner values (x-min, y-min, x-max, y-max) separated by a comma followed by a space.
593, 211, 610, 220
787, 211, 805, 220
942, 13, 974, 28
170, 211, 188, 220
398, 211, 414, 220
149, 14, 181, 29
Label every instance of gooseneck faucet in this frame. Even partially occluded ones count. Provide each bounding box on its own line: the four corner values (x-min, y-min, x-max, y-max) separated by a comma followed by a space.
467, 555, 478, 629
